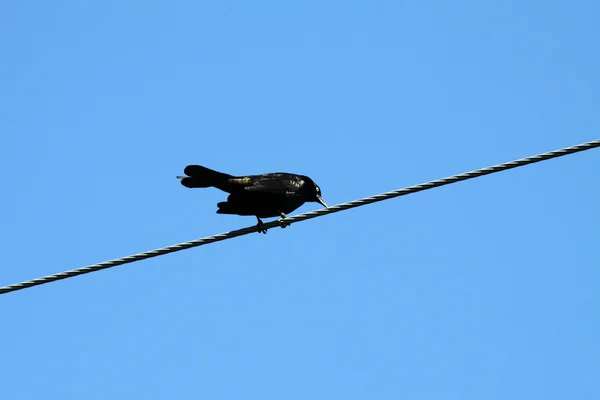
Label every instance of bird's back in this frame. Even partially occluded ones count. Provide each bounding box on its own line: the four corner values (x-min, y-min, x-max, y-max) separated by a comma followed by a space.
228, 173, 307, 195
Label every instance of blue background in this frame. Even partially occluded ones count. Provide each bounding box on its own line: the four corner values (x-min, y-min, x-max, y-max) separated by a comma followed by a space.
2, 1, 598, 399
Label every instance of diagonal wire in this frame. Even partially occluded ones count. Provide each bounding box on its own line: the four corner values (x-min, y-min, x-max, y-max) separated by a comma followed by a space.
1, 139, 599, 296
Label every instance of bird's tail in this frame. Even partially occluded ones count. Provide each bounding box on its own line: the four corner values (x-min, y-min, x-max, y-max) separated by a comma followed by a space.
178, 165, 233, 190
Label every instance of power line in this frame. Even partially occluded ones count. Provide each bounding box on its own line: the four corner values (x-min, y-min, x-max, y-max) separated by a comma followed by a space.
1, 139, 599, 296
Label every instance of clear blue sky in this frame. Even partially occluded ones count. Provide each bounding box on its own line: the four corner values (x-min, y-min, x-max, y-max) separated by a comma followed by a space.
2, 1, 598, 399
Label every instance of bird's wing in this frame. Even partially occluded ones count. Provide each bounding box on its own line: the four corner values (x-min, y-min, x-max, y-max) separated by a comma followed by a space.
228, 174, 303, 194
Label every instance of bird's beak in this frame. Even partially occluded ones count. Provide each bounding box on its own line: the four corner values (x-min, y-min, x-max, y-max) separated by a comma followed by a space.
176, 176, 185, 180
316, 195, 328, 208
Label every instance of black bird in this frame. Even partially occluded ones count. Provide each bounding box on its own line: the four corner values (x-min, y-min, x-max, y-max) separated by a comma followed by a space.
177, 165, 328, 233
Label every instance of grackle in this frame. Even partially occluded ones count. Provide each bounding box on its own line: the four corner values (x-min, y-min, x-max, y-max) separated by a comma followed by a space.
177, 165, 328, 233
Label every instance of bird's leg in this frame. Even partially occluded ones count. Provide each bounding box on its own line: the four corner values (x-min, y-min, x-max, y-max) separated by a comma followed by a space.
255, 216, 268, 234
278, 211, 290, 229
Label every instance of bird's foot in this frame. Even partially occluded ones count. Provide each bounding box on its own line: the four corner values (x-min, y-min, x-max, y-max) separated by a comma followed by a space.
256, 217, 268, 234
278, 212, 290, 229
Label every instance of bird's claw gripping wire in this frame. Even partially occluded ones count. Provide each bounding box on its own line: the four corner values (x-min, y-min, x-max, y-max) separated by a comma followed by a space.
255, 214, 289, 233
278, 212, 290, 229
255, 217, 268, 234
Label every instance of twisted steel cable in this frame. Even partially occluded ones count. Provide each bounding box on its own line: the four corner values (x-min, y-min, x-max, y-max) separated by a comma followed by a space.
1, 139, 598, 295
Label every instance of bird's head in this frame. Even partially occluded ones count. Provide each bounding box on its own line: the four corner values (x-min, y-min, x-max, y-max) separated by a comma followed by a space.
305, 178, 328, 208
314, 184, 328, 208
